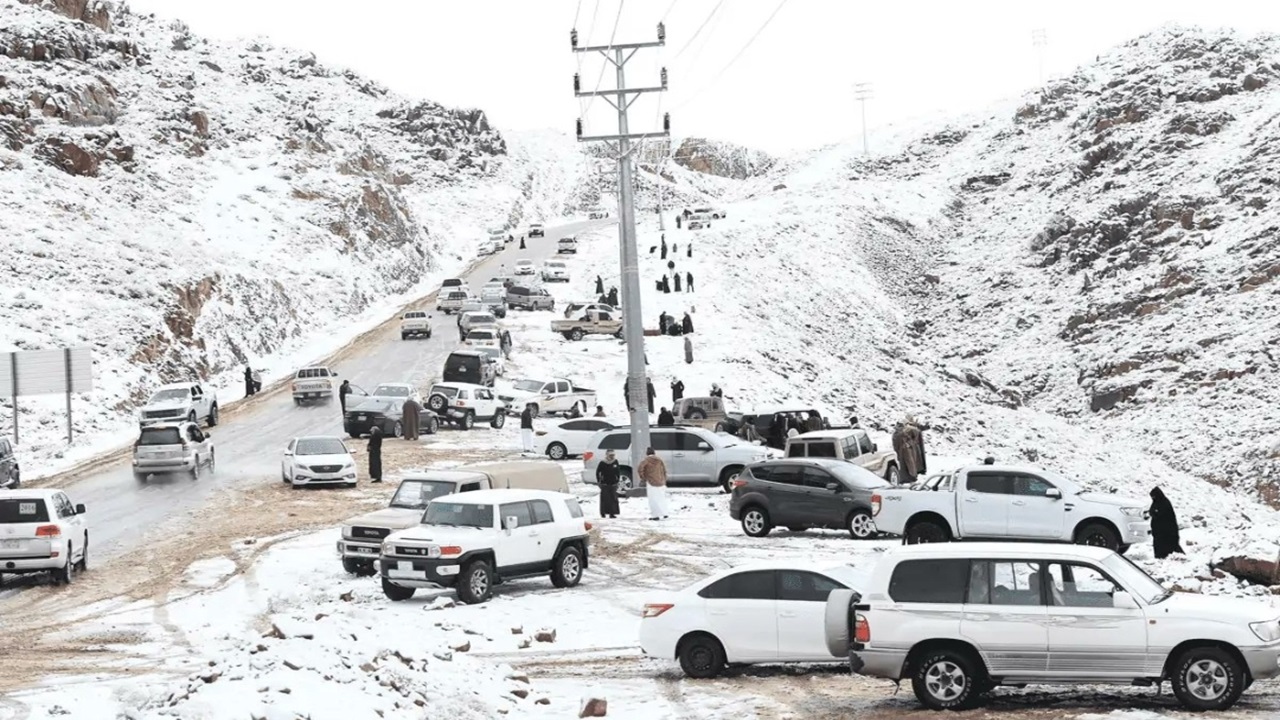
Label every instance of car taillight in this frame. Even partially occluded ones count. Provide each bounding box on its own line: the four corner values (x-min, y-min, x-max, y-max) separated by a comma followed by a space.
731, 479, 747, 489
291, 382, 299, 391
854, 613, 870, 643
871, 494, 881, 516
642, 603, 674, 618
457, 401, 467, 407
35, 524, 61, 538
584, 521, 594, 531
439, 546, 463, 558
583, 452, 594, 462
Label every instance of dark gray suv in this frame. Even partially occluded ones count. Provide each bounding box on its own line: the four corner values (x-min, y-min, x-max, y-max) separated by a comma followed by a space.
729, 458, 889, 539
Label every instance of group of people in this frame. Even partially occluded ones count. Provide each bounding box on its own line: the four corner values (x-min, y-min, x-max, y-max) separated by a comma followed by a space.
891, 415, 928, 484
593, 277, 620, 308
242, 366, 263, 396
650, 236, 695, 296
594, 446, 671, 521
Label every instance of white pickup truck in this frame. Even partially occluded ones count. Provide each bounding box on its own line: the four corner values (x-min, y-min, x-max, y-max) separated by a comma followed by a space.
138, 382, 219, 428
871, 463, 1151, 553
496, 377, 597, 417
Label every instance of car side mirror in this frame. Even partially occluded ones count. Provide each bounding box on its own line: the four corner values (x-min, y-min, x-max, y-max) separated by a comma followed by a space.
75, 503, 86, 514
825, 482, 840, 492
1113, 591, 1139, 610
1045, 488, 1062, 499
504, 515, 520, 531
697, 442, 711, 451
871, 442, 878, 452
283, 450, 293, 456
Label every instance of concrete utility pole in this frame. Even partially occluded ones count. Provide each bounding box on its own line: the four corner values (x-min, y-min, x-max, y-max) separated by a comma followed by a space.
1032, 29, 1048, 87
572, 23, 670, 492
853, 82, 873, 155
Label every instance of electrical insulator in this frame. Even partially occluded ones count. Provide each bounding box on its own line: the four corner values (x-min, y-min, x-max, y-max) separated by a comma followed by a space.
576, 119, 583, 139
574, 73, 581, 93
570, 29, 578, 48
657, 22, 665, 43
663, 112, 670, 133
660, 67, 668, 89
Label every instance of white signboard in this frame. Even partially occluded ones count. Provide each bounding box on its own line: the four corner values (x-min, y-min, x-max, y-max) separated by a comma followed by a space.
0, 348, 94, 396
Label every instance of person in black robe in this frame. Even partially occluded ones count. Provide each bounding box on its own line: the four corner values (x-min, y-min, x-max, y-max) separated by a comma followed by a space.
661, 276, 671, 294
675, 215, 682, 229
681, 312, 694, 334
686, 244, 692, 258
686, 271, 694, 291
607, 287, 619, 306
244, 366, 255, 397
519, 236, 526, 249
672, 243, 678, 253
339, 380, 352, 413
673, 274, 682, 292
367, 426, 383, 483
596, 450, 622, 518
508, 234, 514, 244
658, 312, 670, 333
661, 239, 668, 259
1149, 487, 1185, 558
657, 407, 675, 427
595, 275, 604, 295
646, 378, 656, 413
670, 379, 684, 403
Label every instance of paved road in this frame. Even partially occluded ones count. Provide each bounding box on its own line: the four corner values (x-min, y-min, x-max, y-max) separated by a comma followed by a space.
43, 220, 606, 563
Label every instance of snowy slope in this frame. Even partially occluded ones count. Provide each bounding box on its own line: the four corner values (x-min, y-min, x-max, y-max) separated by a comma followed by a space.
0, 0, 583, 469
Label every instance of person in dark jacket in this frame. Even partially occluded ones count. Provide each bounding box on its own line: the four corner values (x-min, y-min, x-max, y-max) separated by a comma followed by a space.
657, 407, 675, 427
658, 311, 671, 333
709, 383, 723, 398
661, 275, 671, 293
595, 275, 604, 295
646, 378, 656, 413
686, 271, 694, 291
672, 243, 678, 254
367, 426, 384, 483
244, 366, 255, 397
681, 312, 694, 334
520, 403, 535, 453
458, 323, 466, 341
661, 238, 668, 259
804, 411, 823, 433
607, 287, 619, 306
519, 236, 526, 249
594, 405, 607, 417
623, 378, 633, 412
596, 450, 622, 518
670, 379, 684, 402
508, 234, 514, 244
682, 208, 691, 218
673, 273, 682, 292
339, 380, 352, 412
1150, 487, 1185, 558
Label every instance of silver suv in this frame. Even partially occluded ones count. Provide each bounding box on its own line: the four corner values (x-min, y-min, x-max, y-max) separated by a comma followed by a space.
582, 425, 777, 494
132, 422, 215, 481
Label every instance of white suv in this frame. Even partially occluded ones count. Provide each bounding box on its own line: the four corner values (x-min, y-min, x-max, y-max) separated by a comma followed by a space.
379, 489, 591, 604
424, 382, 508, 430
583, 425, 778, 493
825, 542, 1280, 712
557, 236, 578, 254
541, 260, 570, 283
138, 382, 218, 428
0, 488, 89, 585
132, 422, 215, 481
399, 311, 433, 340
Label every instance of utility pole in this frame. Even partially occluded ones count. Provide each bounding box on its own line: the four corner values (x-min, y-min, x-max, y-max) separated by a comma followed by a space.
1032, 29, 1047, 87
853, 82, 873, 155
573, 23, 670, 491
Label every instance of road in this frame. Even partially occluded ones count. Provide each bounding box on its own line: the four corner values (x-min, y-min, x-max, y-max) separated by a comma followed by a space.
37, 220, 606, 564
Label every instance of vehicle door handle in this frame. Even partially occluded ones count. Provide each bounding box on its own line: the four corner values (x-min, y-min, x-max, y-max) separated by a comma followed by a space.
779, 611, 797, 618
964, 498, 978, 503
709, 609, 728, 616
673, 453, 685, 457
1012, 500, 1026, 506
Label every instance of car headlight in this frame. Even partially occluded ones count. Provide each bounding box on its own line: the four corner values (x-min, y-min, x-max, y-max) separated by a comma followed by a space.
294, 462, 309, 471
341, 526, 354, 539
1251, 620, 1280, 642
1120, 507, 1145, 518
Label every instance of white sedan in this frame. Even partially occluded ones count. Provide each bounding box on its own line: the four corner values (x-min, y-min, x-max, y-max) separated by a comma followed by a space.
282, 436, 359, 488
638, 560, 864, 678
514, 259, 536, 275
537, 418, 615, 460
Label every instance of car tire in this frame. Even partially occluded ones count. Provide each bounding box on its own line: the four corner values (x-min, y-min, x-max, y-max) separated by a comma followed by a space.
847, 509, 876, 539
208, 449, 216, 475
134, 471, 148, 483
456, 560, 494, 604
719, 466, 743, 493
687, 408, 707, 420
1075, 522, 1120, 551
393, 420, 403, 438
678, 634, 726, 679
7, 468, 19, 489
190, 458, 201, 480
1168, 647, 1245, 711
569, 329, 584, 341
490, 412, 506, 429
400, 333, 408, 340
741, 506, 772, 537
547, 442, 568, 460
381, 577, 416, 601
911, 647, 983, 711
617, 469, 634, 496
343, 558, 376, 577
550, 545, 584, 589
78, 535, 89, 572
885, 464, 900, 485
54, 543, 74, 586
187, 410, 197, 424
208, 404, 219, 427
905, 519, 950, 544
427, 393, 449, 414
460, 412, 475, 431
425, 416, 439, 435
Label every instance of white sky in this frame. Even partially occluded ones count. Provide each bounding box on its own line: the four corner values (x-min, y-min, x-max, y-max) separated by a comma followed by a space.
125, 0, 1280, 154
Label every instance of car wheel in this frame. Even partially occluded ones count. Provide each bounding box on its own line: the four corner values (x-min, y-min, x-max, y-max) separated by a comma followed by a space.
617, 469, 634, 496
208, 404, 219, 427
460, 412, 475, 431
381, 577, 416, 601
393, 420, 403, 438
208, 449, 216, 474
456, 560, 494, 604
343, 558, 376, 577
911, 648, 983, 711
78, 534, 89, 572
1075, 522, 1120, 551
885, 464, 900, 485
1171, 646, 1246, 711
547, 442, 568, 460
719, 465, 742, 493
6, 468, 18, 489
905, 520, 950, 544
54, 543, 74, 586
427, 393, 449, 414
569, 329, 584, 341
678, 634, 726, 679
847, 509, 876, 539
687, 408, 707, 420
187, 410, 197, 424
490, 412, 506, 429
134, 471, 148, 483
550, 545, 584, 588
190, 457, 201, 480
741, 506, 772, 537
425, 416, 439, 435
400, 333, 408, 340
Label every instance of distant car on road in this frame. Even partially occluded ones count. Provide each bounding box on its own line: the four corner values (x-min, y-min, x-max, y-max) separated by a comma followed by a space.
693, 206, 725, 220
557, 236, 578, 254
424, 382, 508, 430
292, 366, 336, 405
368, 382, 422, 406
463, 327, 501, 350
442, 349, 499, 388
399, 311, 433, 340
437, 290, 472, 314
528, 223, 545, 238
687, 213, 712, 230
138, 382, 218, 428
281, 436, 358, 488
132, 422, 215, 481
506, 285, 555, 311
542, 260, 570, 283
343, 397, 439, 439
514, 259, 536, 276
0, 488, 89, 586
587, 208, 610, 220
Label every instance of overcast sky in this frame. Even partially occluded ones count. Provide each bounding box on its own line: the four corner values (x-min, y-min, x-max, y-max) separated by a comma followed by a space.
125, 0, 1280, 154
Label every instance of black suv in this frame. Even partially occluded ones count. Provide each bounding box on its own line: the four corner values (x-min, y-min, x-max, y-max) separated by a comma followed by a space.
729, 458, 888, 539
442, 350, 498, 387
0, 437, 18, 489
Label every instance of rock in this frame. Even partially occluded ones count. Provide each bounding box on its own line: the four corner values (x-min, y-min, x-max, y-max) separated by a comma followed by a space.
282, 659, 302, 671
517, 638, 531, 649
359, 662, 377, 673
267, 620, 314, 640
38, 138, 99, 177
534, 629, 557, 643
535, 698, 550, 706
433, 651, 453, 662
315, 613, 328, 621
510, 626, 523, 635
1214, 555, 1280, 586
450, 641, 471, 653
923, 274, 941, 284
507, 673, 529, 684
339, 590, 354, 602
510, 689, 530, 699
189, 111, 210, 138
199, 671, 220, 683
579, 698, 608, 717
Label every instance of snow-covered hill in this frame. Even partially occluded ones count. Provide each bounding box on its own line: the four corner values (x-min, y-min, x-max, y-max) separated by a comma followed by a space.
0, 0, 583, 467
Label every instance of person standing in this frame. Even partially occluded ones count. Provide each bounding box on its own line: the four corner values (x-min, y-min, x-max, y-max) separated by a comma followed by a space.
661, 238, 668, 259
661, 275, 671, 294
673, 273, 682, 292
367, 426, 384, 483
596, 451, 622, 518
892, 418, 924, 484
595, 275, 604, 295
906, 414, 927, 476
244, 366, 255, 397
684, 335, 694, 364
686, 244, 692, 258
804, 411, 823, 433
508, 233, 514, 244
681, 312, 694, 335
594, 405, 607, 417
401, 396, 422, 440
646, 378, 656, 414
686, 271, 694, 291
339, 379, 352, 413
1149, 487, 1185, 558
519, 236, 526, 249
670, 378, 684, 403
623, 378, 633, 412
658, 311, 670, 334
675, 214, 682, 229
638, 448, 669, 520
252, 368, 263, 394
657, 407, 675, 427
520, 403, 535, 453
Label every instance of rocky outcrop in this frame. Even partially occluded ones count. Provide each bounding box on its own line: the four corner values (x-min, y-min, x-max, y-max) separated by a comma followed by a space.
19, 0, 113, 32
672, 137, 773, 179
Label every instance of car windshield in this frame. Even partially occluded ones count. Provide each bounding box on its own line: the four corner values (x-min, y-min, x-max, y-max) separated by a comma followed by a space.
469, 330, 496, 340
149, 388, 189, 402
296, 368, 329, 379
0, 498, 50, 523
295, 438, 347, 455
349, 397, 393, 413
404, 312, 426, 319
391, 479, 461, 509
468, 314, 495, 324
517, 260, 533, 266
826, 463, 890, 490
373, 385, 410, 397
138, 427, 182, 445
1101, 553, 1169, 604
430, 385, 460, 399
422, 501, 494, 528
513, 379, 545, 393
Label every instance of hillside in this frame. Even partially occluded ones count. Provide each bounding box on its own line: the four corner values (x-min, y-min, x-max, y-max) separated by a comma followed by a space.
0, 0, 582, 465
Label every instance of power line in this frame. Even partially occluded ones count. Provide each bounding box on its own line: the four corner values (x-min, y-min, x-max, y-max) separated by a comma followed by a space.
670, 0, 790, 112
583, 0, 627, 116
659, 0, 679, 21
573, 0, 583, 28
672, 0, 723, 60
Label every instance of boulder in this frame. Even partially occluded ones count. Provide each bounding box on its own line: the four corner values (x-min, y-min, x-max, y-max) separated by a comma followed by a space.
1214, 555, 1280, 586
579, 698, 607, 717
534, 629, 557, 643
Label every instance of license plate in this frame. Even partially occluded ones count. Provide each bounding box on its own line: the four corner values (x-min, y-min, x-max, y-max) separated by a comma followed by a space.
357, 415, 367, 420
0, 539, 20, 549
355, 547, 375, 555
397, 561, 412, 571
